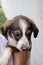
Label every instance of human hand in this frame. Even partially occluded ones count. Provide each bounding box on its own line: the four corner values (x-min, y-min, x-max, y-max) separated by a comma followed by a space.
13, 52, 29, 65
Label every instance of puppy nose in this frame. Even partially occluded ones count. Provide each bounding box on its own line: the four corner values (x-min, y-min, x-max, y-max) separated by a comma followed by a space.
21, 45, 28, 51
22, 48, 28, 51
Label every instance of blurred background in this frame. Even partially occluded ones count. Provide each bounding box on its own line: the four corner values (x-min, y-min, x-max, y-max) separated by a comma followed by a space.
0, 0, 43, 65
0, 0, 7, 27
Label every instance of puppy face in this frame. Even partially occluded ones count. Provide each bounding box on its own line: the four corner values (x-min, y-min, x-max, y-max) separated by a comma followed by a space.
1, 15, 39, 51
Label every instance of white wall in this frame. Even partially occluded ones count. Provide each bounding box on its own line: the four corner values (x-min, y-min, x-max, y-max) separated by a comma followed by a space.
1, 0, 43, 65
0, 0, 2, 6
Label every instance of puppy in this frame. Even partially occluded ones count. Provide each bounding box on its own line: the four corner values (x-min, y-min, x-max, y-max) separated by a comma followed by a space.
1, 15, 39, 65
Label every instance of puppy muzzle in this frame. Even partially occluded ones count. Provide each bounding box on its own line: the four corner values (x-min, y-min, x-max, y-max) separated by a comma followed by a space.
16, 36, 31, 52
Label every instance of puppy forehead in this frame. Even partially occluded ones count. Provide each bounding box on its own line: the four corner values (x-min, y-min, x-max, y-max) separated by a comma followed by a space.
19, 19, 30, 33
19, 19, 27, 28
9, 18, 31, 32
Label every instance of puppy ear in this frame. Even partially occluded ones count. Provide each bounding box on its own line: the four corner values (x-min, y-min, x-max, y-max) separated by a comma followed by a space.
31, 20, 39, 38
1, 25, 8, 38
1, 20, 12, 38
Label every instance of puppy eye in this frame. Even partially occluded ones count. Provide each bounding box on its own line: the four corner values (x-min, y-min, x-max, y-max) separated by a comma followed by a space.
13, 30, 22, 41
26, 30, 32, 39
27, 30, 31, 34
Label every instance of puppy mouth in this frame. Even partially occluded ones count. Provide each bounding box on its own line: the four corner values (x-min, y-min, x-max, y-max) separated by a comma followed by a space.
8, 45, 31, 52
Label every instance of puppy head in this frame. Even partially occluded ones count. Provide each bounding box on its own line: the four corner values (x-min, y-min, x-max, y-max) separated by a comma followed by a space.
1, 15, 39, 51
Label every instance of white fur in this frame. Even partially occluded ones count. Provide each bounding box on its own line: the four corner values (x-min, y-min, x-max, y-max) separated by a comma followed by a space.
16, 19, 30, 51
19, 19, 27, 35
